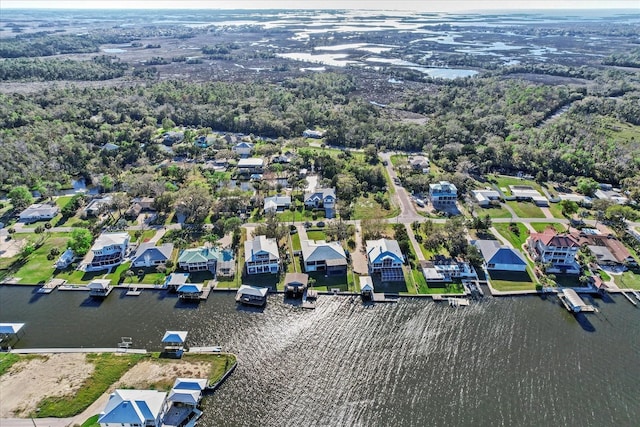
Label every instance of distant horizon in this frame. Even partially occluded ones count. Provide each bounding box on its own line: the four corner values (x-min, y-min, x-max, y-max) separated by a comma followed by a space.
2, 0, 639, 11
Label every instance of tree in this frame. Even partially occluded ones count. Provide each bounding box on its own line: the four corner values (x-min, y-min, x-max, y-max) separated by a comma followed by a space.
175, 184, 213, 223
68, 228, 93, 256
253, 212, 287, 241
576, 177, 599, 196
361, 218, 386, 241
8, 186, 33, 211
559, 200, 579, 217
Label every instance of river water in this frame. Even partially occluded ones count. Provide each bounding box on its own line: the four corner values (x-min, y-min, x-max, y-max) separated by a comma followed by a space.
1, 286, 638, 426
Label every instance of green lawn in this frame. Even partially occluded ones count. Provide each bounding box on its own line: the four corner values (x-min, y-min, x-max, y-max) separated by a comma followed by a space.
277, 208, 315, 223
547, 202, 566, 219
306, 230, 327, 241
506, 201, 545, 219
488, 269, 538, 291
291, 232, 301, 251
489, 175, 545, 196
614, 270, 640, 290
390, 154, 408, 167
479, 205, 513, 219
530, 222, 566, 233
598, 269, 611, 281
353, 194, 399, 220
12, 233, 72, 284
493, 223, 530, 249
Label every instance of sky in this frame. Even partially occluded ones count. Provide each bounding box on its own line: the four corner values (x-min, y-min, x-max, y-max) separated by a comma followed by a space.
2, 0, 639, 10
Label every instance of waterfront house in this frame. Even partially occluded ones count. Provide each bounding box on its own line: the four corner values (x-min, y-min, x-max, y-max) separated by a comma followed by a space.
284, 272, 309, 296
237, 158, 265, 174
527, 230, 581, 274
98, 389, 168, 427
178, 246, 235, 276
88, 279, 112, 298
55, 248, 75, 269
263, 195, 291, 213
236, 284, 269, 307
473, 240, 527, 272
508, 185, 549, 206
232, 141, 254, 157
87, 232, 129, 271
359, 276, 374, 299
421, 256, 477, 283
177, 283, 203, 300
132, 243, 174, 268
168, 378, 207, 408
84, 196, 113, 217
300, 239, 347, 275
304, 187, 336, 218
164, 272, 190, 292
571, 229, 637, 268
429, 181, 457, 206
366, 238, 405, 281
244, 235, 280, 274
18, 203, 58, 223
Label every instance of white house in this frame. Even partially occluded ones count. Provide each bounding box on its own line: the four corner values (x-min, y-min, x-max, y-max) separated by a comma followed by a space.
88, 232, 130, 271
263, 195, 291, 213
303, 129, 325, 138
55, 248, 75, 269
300, 239, 347, 275
594, 188, 628, 205
429, 181, 457, 206
244, 235, 280, 274
473, 240, 527, 272
85, 196, 113, 217
366, 238, 405, 281
237, 158, 265, 174
527, 230, 580, 274
98, 389, 168, 427
132, 243, 174, 268
304, 188, 336, 218
232, 141, 254, 157
509, 185, 549, 206
472, 189, 501, 207
18, 203, 58, 223
421, 257, 477, 283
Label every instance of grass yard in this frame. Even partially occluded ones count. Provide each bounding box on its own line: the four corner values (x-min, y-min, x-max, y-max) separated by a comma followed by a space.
614, 270, 640, 290
36, 353, 147, 418
489, 175, 545, 196
12, 233, 72, 284
353, 194, 399, 220
291, 232, 301, 251
488, 268, 539, 291
530, 222, 566, 233
480, 204, 513, 219
306, 230, 327, 241
547, 202, 566, 219
277, 208, 315, 223
506, 201, 546, 219
493, 223, 530, 249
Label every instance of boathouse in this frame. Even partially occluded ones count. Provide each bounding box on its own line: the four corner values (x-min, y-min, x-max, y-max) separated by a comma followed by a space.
0, 323, 25, 349
359, 276, 374, 300
236, 285, 269, 307
88, 279, 112, 298
284, 272, 309, 296
560, 289, 596, 313
177, 283, 203, 300
162, 331, 188, 355
164, 272, 190, 292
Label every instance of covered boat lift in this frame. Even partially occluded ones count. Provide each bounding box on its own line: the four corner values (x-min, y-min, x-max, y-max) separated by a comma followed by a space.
0, 323, 25, 349
559, 289, 596, 313
162, 330, 188, 356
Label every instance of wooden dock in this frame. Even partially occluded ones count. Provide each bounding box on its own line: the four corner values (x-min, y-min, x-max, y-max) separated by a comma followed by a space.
448, 297, 470, 307
200, 286, 212, 300
301, 289, 316, 309
125, 287, 142, 296
621, 291, 638, 306
188, 346, 222, 353
372, 293, 398, 303
38, 279, 66, 294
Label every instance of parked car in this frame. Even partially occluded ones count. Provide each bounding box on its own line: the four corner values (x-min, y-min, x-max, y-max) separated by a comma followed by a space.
304, 221, 312, 228
316, 221, 325, 228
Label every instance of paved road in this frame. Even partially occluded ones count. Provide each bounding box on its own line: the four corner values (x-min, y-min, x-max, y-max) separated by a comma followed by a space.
379, 152, 422, 224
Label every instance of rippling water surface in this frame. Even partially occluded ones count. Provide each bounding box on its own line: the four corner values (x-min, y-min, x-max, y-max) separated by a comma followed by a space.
1, 286, 638, 426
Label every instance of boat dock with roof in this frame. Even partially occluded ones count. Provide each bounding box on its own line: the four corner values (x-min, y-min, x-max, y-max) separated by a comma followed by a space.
558, 289, 597, 313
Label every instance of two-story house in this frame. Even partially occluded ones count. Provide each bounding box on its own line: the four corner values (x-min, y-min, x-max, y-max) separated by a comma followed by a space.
244, 235, 280, 274
527, 230, 581, 274
237, 158, 265, 174
178, 246, 236, 276
366, 238, 405, 281
88, 232, 130, 271
301, 239, 347, 275
304, 188, 336, 218
429, 181, 457, 206
232, 141, 254, 157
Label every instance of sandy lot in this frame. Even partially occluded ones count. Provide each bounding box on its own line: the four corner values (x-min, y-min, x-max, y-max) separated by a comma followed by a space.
0, 236, 26, 259
0, 354, 94, 418
0, 354, 211, 421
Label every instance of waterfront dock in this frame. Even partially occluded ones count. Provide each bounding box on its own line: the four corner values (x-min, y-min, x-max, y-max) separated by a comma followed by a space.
301, 289, 317, 309
38, 279, 66, 294
9, 347, 147, 354
558, 289, 597, 313
125, 287, 142, 296
620, 291, 638, 307
372, 293, 399, 303
448, 297, 470, 307
188, 346, 222, 353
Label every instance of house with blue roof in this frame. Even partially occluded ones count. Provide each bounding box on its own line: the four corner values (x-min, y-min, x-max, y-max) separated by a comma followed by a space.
98, 389, 168, 427
473, 240, 527, 272
366, 238, 405, 281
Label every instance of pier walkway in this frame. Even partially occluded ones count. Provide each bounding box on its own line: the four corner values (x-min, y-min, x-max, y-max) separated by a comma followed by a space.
9, 347, 147, 354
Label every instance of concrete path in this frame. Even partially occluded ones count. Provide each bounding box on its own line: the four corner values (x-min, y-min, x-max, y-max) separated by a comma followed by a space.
489, 226, 514, 248
351, 223, 368, 275
540, 206, 555, 219
522, 222, 538, 234
405, 223, 425, 262
501, 203, 518, 219
0, 418, 74, 427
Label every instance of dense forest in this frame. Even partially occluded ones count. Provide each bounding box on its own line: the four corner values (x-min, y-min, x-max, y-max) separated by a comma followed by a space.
0, 69, 638, 193
0, 56, 127, 81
